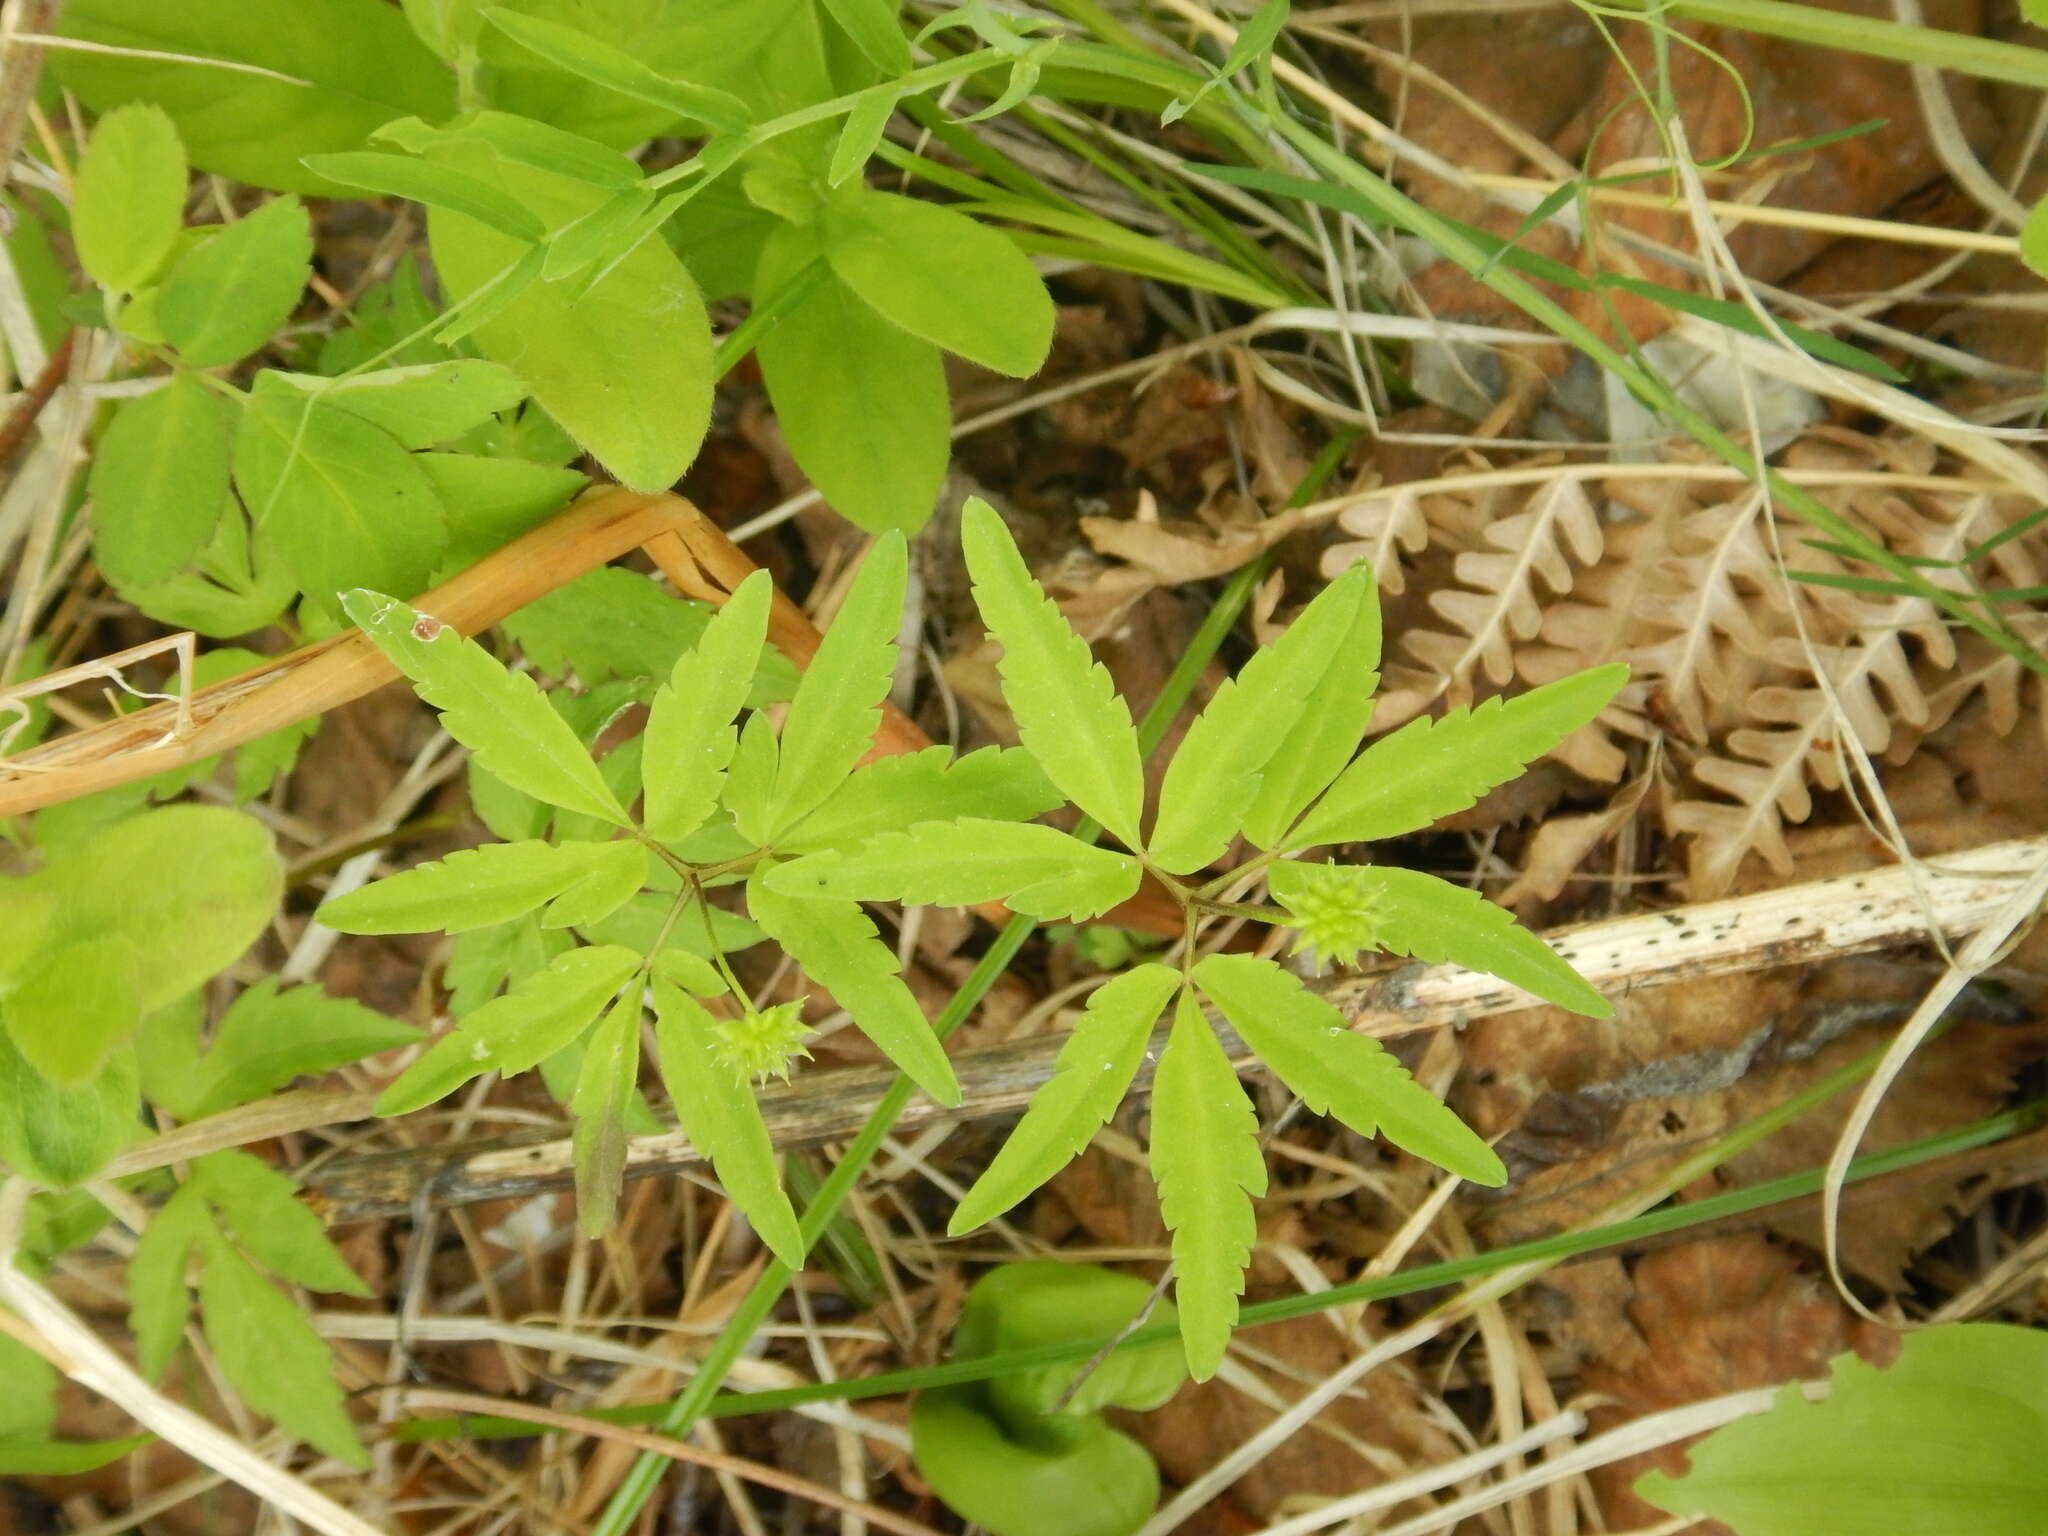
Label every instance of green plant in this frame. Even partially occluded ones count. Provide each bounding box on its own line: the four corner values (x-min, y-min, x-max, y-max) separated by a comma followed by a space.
321, 498, 1622, 1379
910, 1261, 1186, 1536
1637, 1323, 2048, 1535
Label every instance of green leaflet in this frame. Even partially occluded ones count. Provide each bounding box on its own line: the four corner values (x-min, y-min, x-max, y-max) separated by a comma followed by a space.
376, 943, 639, 1114
960, 498, 1145, 851
236, 386, 449, 615
197, 1230, 366, 1466
191, 1149, 370, 1296
135, 980, 419, 1122
0, 1034, 137, 1188
159, 197, 313, 367
1241, 564, 1382, 850
481, 7, 752, 135
343, 589, 631, 826
754, 227, 950, 535
765, 536, 905, 837
301, 152, 545, 242
318, 838, 641, 935
128, 1183, 207, 1378
72, 103, 186, 294
53, 0, 455, 196
1284, 664, 1628, 851
643, 569, 772, 841
652, 981, 804, 1268
724, 710, 782, 845
425, 141, 712, 493
264, 361, 528, 451
820, 187, 1054, 378
3, 936, 141, 1085
1149, 988, 1264, 1381
1343, 865, 1611, 1018
829, 85, 901, 187
1148, 563, 1364, 874
570, 989, 644, 1235
377, 110, 642, 190
1191, 953, 1503, 1186
769, 820, 1141, 922
539, 840, 650, 929
950, 964, 1179, 1234
747, 864, 960, 1106
819, 0, 910, 72
1162, 0, 1289, 123
778, 745, 1061, 852
426, 454, 589, 575
1639, 1323, 2048, 1535
88, 374, 232, 589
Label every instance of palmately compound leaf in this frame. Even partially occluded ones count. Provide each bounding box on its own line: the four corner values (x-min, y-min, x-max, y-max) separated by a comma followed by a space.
652, 982, 805, 1269
779, 745, 1061, 853
317, 839, 641, 936
1638, 1323, 2048, 1536
343, 589, 630, 826
1345, 865, 1610, 1018
197, 1230, 366, 1467
1148, 562, 1364, 873
1284, 664, 1627, 851
1150, 988, 1265, 1380
1191, 953, 1503, 1186
71, 103, 186, 293
570, 989, 643, 1236
768, 820, 1141, 923
961, 498, 1145, 850
765, 535, 905, 838
747, 865, 960, 1106
642, 569, 773, 842
1242, 563, 1382, 850
88, 372, 234, 589
820, 187, 1054, 378
189, 1149, 368, 1296
375, 944, 640, 1115
951, 963, 1180, 1234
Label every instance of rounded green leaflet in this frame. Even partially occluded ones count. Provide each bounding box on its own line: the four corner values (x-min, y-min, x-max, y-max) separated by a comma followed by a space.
71, 102, 187, 294
87, 373, 234, 589
159, 197, 313, 367
0, 1033, 140, 1188
2, 936, 144, 1087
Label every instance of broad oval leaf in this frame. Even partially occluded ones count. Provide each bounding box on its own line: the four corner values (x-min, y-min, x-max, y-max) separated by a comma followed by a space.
3, 936, 143, 1086
159, 197, 314, 367
343, 589, 630, 826
960, 498, 1144, 850
769, 820, 1141, 922
0, 1033, 138, 1187
747, 865, 960, 1106
653, 981, 805, 1268
1148, 563, 1365, 873
265, 361, 529, 452
778, 745, 1061, 853
755, 227, 949, 534
235, 388, 448, 616
1149, 988, 1265, 1381
88, 373, 233, 588
72, 103, 186, 293
376, 943, 640, 1115
821, 188, 1053, 377
1326, 864, 1610, 1017
1284, 663, 1628, 850
765, 535, 905, 838
643, 568, 773, 841
950, 964, 1180, 1233
1191, 952, 1503, 1185
55, 0, 455, 196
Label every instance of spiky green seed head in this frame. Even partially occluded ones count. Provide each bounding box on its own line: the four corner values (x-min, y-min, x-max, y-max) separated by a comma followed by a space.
710, 999, 811, 1084
1274, 864, 1383, 968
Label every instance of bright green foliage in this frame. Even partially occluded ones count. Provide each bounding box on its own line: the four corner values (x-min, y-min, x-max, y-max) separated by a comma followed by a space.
0, 1333, 147, 1475
319, 839, 642, 935
2023, 194, 2048, 281
136, 980, 420, 1121
571, 990, 644, 1234
1148, 562, 1363, 873
912, 1261, 1183, 1536
129, 1150, 370, 1465
653, 982, 805, 1266
641, 570, 771, 839
770, 820, 1141, 921
1284, 665, 1628, 850
1638, 1323, 2048, 1534
1149, 989, 1266, 1382
779, 746, 1060, 852
1163, 0, 1290, 123
1263, 860, 1385, 967
343, 589, 629, 826
951, 964, 1179, 1233
72, 103, 187, 294
765, 535, 906, 836
0, 1032, 139, 1188
820, 188, 1053, 377
1192, 954, 1503, 1184
158, 197, 313, 366
481, 8, 752, 135
88, 374, 236, 590
747, 867, 962, 1105
961, 499, 1145, 850
265, 361, 528, 450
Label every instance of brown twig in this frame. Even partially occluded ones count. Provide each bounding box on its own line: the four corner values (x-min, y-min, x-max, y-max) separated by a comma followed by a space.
0, 327, 73, 476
